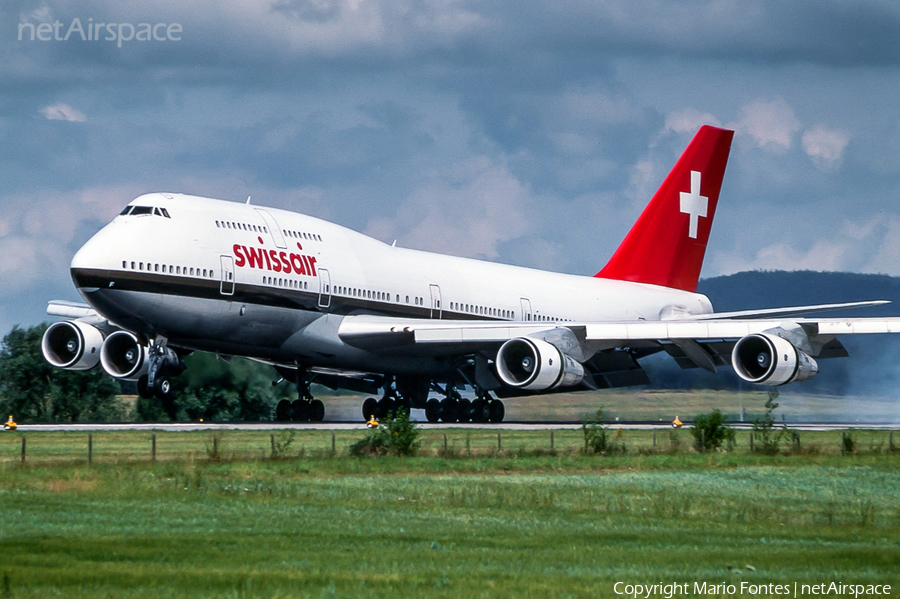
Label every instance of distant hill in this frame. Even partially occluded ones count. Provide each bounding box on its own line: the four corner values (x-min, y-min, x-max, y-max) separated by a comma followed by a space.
697, 270, 900, 317
643, 271, 900, 396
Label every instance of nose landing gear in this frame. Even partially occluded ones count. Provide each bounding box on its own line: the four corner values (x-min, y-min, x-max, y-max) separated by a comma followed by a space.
137, 337, 185, 401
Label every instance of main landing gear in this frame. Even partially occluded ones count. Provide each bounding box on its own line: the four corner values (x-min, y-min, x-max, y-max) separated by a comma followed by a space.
275, 368, 325, 422
424, 384, 504, 424
361, 381, 413, 421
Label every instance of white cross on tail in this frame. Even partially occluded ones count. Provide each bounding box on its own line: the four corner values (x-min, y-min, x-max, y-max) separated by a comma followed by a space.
679, 170, 708, 239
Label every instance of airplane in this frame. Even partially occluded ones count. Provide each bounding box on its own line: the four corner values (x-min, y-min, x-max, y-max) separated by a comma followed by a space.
41, 125, 900, 423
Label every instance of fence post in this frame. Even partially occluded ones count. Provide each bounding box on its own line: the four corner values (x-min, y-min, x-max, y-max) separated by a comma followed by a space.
270, 433, 275, 457
152, 433, 157, 462
443, 433, 448, 451
213, 435, 218, 457
653, 430, 657, 449
700, 429, 705, 452
550, 430, 554, 451
890, 431, 894, 452
331, 431, 336, 453
841, 431, 845, 456
88, 434, 93, 465
749, 431, 753, 452
21, 435, 26, 464
497, 431, 501, 451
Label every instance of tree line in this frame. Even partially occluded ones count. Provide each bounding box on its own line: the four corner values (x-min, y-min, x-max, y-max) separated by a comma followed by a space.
0, 323, 294, 422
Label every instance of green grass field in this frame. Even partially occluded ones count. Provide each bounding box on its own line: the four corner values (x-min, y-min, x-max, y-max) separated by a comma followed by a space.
1, 429, 898, 598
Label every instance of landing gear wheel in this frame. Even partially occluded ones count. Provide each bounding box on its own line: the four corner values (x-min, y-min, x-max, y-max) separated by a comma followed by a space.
457, 398, 472, 423
155, 376, 173, 400
471, 399, 489, 423
489, 400, 505, 423
425, 398, 441, 423
137, 375, 153, 400
376, 397, 394, 419
439, 398, 457, 423
276, 399, 292, 422
362, 397, 378, 421
309, 399, 325, 422
291, 399, 309, 422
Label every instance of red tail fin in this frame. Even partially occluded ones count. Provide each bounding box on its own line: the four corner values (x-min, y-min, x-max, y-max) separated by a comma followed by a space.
595, 125, 733, 292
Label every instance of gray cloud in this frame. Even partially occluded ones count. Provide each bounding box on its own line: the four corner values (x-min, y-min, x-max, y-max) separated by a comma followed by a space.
2, 0, 900, 336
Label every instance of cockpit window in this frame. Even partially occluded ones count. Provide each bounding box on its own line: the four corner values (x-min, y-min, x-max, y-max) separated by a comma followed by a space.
121, 205, 171, 218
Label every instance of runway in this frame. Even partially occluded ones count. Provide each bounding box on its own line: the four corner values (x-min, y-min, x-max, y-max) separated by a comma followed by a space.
11, 420, 900, 432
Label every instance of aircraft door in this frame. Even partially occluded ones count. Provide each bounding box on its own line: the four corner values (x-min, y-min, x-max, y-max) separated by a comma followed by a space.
430, 284, 442, 319
220, 255, 235, 296
318, 268, 332, 308
254, 208, 287, 249
520, 298, 532, 321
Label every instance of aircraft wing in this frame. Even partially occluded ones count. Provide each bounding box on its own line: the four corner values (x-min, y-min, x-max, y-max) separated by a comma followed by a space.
47, 300, 99, 319
339, 310, 900, 387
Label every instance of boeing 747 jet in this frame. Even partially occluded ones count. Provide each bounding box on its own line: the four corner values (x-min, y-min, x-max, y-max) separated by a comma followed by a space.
42, 126, 900, 422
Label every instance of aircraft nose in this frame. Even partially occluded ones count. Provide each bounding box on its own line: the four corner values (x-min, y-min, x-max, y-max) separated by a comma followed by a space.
70, 226, 114, 273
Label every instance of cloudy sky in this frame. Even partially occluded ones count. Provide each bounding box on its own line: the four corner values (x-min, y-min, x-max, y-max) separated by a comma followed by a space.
2, 0, 900, 335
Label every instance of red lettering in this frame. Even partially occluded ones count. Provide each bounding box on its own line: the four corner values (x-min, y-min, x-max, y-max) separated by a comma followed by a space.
247, 247, 264, 269
279, 251, 291, 273
307, 256, 317, 277
233, 244, 246, 267
264, 249, 273, 271
290, 253, 305, 275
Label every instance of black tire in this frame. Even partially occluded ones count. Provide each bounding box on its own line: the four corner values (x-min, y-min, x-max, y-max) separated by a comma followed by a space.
489, 400, 505, 423
457, 398, 472, 423
472, 399, 488, 423
137, 375, 153, 400
439, 398, 457, 423
425, 398, 441, 423
291, 399, 309, 422
362, 397, 378, 421
309, 399, 325, 422
276, 399, 292, 421
376, 397, 394, 419
154, 376, 173, 400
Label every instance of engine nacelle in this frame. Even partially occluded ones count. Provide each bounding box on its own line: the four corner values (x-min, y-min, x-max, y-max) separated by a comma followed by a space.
731, 333, 818, 386
41, 321, 104, 370
496, 337, 585, 391
100, 331, 149, 379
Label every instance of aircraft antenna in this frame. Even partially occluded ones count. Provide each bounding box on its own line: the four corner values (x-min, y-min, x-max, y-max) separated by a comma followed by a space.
246, 196, 252, 205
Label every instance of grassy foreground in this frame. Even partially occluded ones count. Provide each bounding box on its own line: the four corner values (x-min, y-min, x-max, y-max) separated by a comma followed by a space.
0, 431, 898, 598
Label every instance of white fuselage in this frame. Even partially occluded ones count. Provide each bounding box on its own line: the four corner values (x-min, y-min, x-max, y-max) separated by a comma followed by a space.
70, 193, 713, 376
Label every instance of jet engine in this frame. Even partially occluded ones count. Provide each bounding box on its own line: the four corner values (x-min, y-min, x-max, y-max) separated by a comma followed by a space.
100, 331, 149, 379
495, 337, 585, 390
41, 321, 104, 370
731, 333, 818, 385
